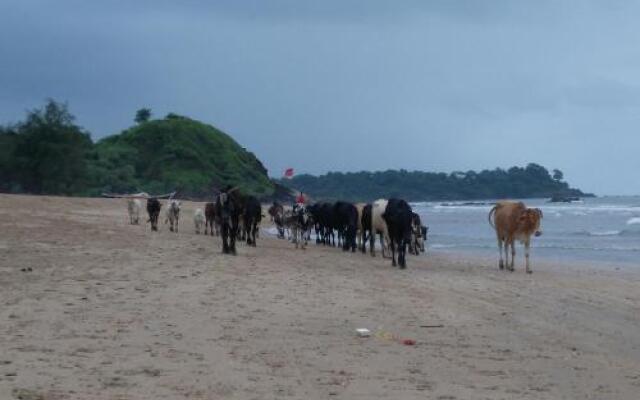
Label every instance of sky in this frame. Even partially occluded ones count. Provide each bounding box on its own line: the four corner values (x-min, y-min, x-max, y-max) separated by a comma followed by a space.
1, 1, 639, 195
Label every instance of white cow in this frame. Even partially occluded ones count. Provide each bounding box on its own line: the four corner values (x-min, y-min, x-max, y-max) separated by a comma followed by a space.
165, 200, 181, 232
370, 199, 391, 258
127, 199, 141, 225
194, 208, 205, 234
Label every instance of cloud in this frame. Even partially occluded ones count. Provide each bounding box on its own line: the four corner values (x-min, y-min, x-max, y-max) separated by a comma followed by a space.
1, 0, 639, 194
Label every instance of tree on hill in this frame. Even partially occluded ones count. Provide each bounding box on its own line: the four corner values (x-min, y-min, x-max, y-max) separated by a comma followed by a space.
134, 108, 152, 124
553, 169, 564, 181
1, 99, 93, 195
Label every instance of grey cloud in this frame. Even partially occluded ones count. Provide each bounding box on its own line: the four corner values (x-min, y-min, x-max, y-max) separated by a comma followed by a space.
1, 1, 639, 195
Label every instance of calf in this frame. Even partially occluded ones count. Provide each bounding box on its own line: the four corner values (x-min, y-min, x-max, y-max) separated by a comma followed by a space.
409, 212, 426, 255
243, 195, 262, 246
383, 198, 413, 268
204, 202, 219, 236
216, 189, 240, 255
488, 201, 543, 273
165, 200, 181, 232
285, 205, 312, 249
146, 198, 161, 231
271, 203, 286, 239
127, 198, 141, 225
194, 208, 205, 234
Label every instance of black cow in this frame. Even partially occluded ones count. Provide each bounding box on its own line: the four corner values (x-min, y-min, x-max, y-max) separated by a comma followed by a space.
360, 203, 373, 253
383, 198, 413, 268
333, 201, 358, 252
146, 198, 161, 231
215, 189, 241, 255
317, 203, 336, 246
243, 195, 262, 246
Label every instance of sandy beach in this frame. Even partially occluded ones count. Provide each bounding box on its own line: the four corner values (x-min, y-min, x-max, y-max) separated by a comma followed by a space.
0, 194, 639, 399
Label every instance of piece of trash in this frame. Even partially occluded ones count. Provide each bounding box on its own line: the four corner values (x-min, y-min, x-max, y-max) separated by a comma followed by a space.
419, 324, 444, 328
375, 331, 395, 341
356, 328, 371, 337
402, 339, 416, 346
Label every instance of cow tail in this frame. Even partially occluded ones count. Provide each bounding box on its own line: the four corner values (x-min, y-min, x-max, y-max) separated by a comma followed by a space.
488, 206, 497, 229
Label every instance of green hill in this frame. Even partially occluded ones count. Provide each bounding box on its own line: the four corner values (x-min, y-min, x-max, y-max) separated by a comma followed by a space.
90, 115, 274, 198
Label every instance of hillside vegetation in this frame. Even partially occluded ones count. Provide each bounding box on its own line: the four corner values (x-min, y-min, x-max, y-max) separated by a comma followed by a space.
91, 115, 273, 197
0, 100, 275, 198
282, 165, 590, 202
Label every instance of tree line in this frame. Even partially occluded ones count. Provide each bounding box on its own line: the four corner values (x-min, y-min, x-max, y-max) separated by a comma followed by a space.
282, 165, 590, 202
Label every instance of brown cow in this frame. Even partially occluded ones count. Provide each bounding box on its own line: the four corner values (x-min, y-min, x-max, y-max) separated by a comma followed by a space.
488, 201, 543, 274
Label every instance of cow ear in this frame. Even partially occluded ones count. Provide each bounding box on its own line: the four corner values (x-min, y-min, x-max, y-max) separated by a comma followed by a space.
537, 208, 543, 219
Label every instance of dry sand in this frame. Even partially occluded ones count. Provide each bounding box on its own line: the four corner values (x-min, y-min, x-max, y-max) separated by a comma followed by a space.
0, 194, 639, 399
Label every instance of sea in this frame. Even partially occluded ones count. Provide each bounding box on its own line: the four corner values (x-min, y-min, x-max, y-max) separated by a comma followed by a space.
411, 196, 640, 267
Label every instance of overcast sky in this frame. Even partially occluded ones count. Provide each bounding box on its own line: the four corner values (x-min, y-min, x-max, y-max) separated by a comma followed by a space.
1, 1, 639, 195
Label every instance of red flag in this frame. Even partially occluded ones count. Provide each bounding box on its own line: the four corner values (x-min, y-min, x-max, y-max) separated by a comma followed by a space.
283, 168, 294, 179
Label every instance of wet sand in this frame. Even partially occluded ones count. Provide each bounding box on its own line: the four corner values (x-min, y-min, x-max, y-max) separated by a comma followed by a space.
0, 194, 639, 399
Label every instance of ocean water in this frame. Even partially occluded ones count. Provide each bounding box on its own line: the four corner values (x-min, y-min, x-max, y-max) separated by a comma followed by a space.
411, 196, 640, 267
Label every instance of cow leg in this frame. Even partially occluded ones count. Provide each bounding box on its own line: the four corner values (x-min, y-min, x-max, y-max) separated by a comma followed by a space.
351, 231, 357, 252
504, 240, 513, 271
175, 218, 178, 233
497, 239, 504, 270
252, 222, 258, 247
369, 231, 376, 257
399, 240, 407, 269
503, 239, 511, 270
222, 229, 229, 254
524, 239, 532, 274
381, 233, 391, 259
510, 242, 516, 271
390, 238, 397, 267
230, 228, 237, 255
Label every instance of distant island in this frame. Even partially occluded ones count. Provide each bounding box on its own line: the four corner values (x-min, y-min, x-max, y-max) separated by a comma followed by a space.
280, 165, 592, 202
1, 99, 592, 202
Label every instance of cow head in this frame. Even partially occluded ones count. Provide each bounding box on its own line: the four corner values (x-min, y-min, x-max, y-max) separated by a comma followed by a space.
169, 200, 181, 215
519, 208, 543, 237
295, 205, 309, 226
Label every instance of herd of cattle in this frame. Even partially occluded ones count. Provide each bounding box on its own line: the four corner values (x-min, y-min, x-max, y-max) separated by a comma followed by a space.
125, 191, 543, 273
